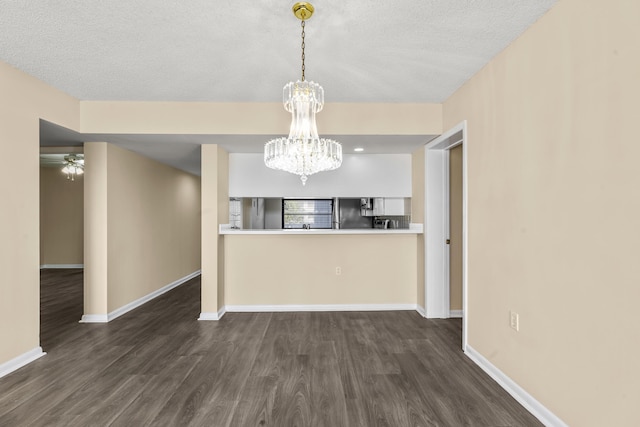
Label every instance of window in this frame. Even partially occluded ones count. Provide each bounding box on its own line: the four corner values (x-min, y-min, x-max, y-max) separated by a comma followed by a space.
283, 199, 333, 229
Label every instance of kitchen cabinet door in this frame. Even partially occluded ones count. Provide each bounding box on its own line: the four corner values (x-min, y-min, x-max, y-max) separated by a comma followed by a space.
383, 198, 405, 215
373, 198, 385, 216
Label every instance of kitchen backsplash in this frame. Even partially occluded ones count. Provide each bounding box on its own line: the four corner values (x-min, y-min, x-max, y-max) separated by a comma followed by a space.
376, 215, 411, 229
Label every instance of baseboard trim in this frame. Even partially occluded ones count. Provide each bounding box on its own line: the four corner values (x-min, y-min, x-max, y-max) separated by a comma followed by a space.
449, 309, 463, 318
465, 345, 567, 427
198, 306, 226, 321
0, 347, 46, 379
198, 312, 219, 321
40, 264, 84, 269
204, 304, 421, 319
416, 305, 426, 317
79, 314, 109, 323
81, 270, 201, 323
224, 304, 418, 313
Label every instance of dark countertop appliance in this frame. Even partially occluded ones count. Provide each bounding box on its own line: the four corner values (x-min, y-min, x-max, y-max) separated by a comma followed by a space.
374, 218, 390, 229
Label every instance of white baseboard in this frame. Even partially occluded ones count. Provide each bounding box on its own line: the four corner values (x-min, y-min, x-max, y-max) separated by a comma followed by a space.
416, 305, 426, 317
204, 304, 423, 320
79, 314, 109, 323
0, 347, 46, 379
449, 309, 463, 318
224, 303, 418, 313
80, 270, 201, 323
465, 345, 567, 427
198, 305, 226, 321
40, 264, 84, 269
198, 312, 219, 320
218, 305, 226, 319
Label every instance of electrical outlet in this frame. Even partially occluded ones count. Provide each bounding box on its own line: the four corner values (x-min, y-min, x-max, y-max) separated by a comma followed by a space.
509, 311, 520, 332
335, 267, 342, 276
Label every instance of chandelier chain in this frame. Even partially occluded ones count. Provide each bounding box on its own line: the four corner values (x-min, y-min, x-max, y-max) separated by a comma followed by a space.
301, 20, 306, 81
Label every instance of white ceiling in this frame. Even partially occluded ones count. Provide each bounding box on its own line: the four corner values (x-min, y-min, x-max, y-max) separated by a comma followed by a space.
5, 1, 557, 173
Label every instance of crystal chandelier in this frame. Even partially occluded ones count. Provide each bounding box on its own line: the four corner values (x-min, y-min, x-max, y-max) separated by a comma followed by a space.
61, 154, 84, 181
264, 2, 342, 186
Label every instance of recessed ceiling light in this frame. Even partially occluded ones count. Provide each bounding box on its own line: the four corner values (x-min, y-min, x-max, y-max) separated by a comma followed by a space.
354, 147, 364, 152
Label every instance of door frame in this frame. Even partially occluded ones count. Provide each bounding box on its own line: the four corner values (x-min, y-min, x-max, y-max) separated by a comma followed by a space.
423, 121, 468, 350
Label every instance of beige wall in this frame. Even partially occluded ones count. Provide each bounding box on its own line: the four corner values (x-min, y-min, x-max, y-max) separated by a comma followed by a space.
443, 0, 639, 424
200, 145, 229, 315
81, 102, 442, 136
411, 146, 425, 310
217, 146, 229, 312
106, 144, 201, 312
84, 143, 108, 316
449, 145, 462, 311
224, 234, 417, 306
83, 142, 201, 315
40, 166, 84, 265
0, 60, 79, 365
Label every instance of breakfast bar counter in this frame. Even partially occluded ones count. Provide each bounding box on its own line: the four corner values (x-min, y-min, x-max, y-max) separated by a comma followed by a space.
219, 224, 423, 235
219, 224, 422, 310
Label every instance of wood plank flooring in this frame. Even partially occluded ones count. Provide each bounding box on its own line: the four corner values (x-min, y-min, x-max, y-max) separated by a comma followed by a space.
0, 269, 543, 426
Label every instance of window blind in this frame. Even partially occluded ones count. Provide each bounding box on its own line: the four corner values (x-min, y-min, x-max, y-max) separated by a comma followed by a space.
283, 199, 333, 229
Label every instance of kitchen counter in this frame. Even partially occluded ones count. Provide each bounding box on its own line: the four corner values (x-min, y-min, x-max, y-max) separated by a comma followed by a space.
219, 223, 423, 235
220, 228, 419, 309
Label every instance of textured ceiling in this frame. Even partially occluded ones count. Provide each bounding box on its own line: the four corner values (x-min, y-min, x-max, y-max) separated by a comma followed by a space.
1, 0, 556, 103
7, 1, 557, 174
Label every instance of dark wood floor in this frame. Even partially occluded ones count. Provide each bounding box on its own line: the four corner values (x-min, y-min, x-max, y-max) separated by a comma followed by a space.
0, 269, 542, 426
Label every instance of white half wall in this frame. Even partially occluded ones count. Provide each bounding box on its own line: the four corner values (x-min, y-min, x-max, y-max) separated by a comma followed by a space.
229, 153, 411, 197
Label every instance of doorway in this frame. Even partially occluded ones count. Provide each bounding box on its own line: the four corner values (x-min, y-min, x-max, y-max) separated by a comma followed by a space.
449, 144, 463, 319
424, 121, 468, 350
39, 143, 85, 350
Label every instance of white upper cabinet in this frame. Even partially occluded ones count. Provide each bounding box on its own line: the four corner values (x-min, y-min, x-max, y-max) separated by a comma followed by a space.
373, 197, 407, 215
229, 154, 412, 198
382, 198, 407, 215
373, 198, 385, 215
